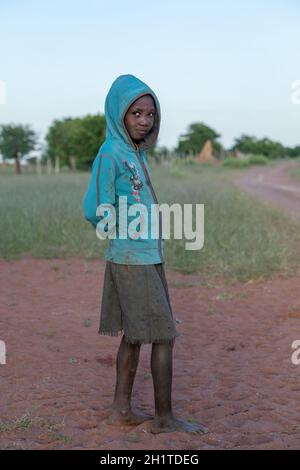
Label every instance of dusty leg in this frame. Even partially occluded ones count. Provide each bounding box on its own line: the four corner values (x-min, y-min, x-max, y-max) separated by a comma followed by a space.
150, 341, 208, 434
108, 335, 151, 425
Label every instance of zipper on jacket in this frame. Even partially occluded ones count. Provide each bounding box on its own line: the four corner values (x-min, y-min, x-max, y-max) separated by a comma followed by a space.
133, 147, 163, 262
122, 109, 163, 262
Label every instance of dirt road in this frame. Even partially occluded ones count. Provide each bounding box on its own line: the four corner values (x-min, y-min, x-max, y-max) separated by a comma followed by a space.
234, 161, 300, 221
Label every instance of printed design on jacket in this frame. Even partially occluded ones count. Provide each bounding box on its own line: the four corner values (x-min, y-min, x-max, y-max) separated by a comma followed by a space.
122, 159, 143, 202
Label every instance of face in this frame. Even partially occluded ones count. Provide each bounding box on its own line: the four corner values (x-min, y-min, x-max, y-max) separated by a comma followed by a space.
124, 94, 156, 143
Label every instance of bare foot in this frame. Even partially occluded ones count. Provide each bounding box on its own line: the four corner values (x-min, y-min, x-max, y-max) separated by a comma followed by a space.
107, 408, 153, 426
151, 417, 209, 435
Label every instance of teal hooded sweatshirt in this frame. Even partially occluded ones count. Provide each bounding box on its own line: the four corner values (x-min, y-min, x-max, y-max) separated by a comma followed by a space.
82, 74, 164, 264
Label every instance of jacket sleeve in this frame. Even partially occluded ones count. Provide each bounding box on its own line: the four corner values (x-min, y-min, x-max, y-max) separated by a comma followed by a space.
82, 153, 116, 229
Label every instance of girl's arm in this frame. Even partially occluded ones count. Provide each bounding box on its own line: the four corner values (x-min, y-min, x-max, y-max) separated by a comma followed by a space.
82, 152, 116, 229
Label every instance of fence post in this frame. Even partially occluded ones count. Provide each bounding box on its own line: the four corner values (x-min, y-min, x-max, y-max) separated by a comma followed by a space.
69, 156, 77, 171
55, 156, 60, 174
36, 158, 42, 175
46, 158, 52, 175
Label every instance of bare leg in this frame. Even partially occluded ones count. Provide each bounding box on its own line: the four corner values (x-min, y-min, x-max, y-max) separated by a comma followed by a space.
108, 335, 151, 425
150, 341, 208, 434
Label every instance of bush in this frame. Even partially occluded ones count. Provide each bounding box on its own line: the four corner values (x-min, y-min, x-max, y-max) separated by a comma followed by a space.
247, 154, 269, 166
222, 157, 250, 169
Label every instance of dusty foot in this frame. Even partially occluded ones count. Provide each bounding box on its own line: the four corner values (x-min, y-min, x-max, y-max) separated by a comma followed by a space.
107, 408, 153, 426
151, 417, 209, 435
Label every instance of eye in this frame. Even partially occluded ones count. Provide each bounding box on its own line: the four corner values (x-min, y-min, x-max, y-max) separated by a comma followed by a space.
133, 112, 140, 116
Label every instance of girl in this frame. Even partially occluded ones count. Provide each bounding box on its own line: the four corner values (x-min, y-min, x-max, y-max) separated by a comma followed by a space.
83, 74, 208, 434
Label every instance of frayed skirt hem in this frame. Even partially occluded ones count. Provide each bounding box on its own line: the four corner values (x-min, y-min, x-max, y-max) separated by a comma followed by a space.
98, 329, 179, 345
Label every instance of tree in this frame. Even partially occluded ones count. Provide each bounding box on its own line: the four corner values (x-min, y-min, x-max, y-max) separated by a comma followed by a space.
285, 146, 300, 158
176, 122, 222, 156
0, 124, 37, 174
44, 114, 106, 170
232, 135, 258, 155
232, 135, 285, 159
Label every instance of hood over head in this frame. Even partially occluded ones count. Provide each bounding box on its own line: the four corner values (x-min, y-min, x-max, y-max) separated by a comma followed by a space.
104, 74, 161, 151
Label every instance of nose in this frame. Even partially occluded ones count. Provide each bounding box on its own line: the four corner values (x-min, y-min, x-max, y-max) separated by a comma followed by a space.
139, 116, 151, 128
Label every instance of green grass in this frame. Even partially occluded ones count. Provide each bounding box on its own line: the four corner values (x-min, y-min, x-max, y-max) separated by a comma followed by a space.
288, 159, 300, 182
0, 172, 105, 260
1, 163, 300, 281
222, 154, 275, 168
155, 163, 300, 281
0, 413, 34, 433
0, 413, 72, 446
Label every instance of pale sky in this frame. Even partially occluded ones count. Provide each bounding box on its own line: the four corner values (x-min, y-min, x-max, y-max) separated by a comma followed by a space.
1, 0, 300, 152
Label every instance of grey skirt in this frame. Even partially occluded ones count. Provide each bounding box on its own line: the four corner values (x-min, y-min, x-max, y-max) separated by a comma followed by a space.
99, 261, 179, 344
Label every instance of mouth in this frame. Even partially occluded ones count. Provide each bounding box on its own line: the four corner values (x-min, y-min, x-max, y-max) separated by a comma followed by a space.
136, 129, 149, 135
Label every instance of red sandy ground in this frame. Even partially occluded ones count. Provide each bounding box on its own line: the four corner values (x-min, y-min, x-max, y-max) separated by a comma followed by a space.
1, 161, 300, 450
234, 160, 300, 222
1, 257, 300, 450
